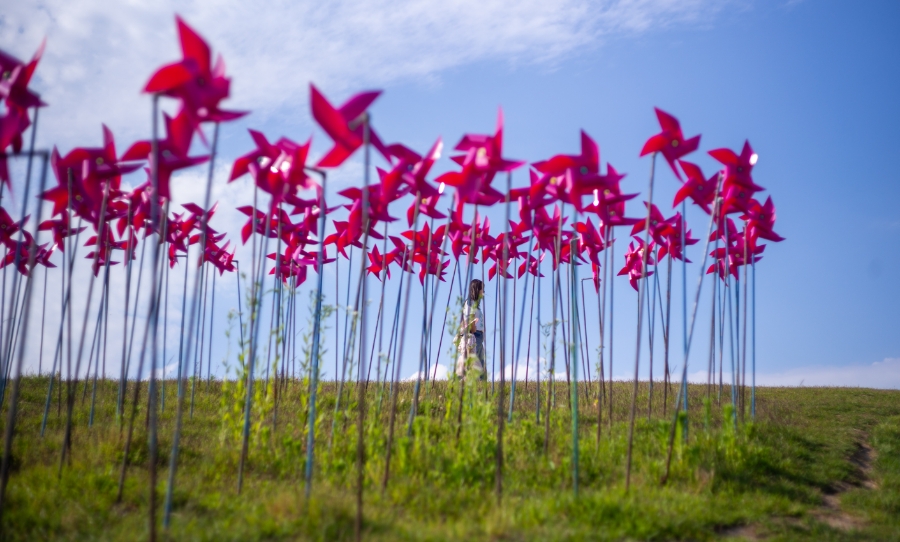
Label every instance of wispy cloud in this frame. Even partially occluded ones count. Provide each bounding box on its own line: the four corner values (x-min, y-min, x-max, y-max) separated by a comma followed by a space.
688, 357, 900, 390
3, 0, 732, 150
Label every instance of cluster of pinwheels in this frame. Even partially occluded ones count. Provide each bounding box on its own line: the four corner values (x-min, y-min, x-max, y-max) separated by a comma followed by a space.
605, 110, 785, 292
0, 18, 249, 280
0, 15, 793, 531
0, 13, 785, 312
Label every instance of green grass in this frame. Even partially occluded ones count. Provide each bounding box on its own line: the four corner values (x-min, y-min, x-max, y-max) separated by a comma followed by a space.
2, 377, 899, 541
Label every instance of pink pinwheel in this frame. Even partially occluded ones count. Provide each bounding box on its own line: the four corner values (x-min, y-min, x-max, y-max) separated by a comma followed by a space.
617, 236, 655, 291
310, 84, 391, 168
84, 229, 126, 275
742, 196, 785, 242
0, 234, 35, 276
720, 183, 759, 215
187, 223, 226, 253
708, 141, 761, 192
533, 131, 615, 210
386, 236, 415, 275
144, 16, 247, 128
533, 130, 599, 179
0, 104, 31, 188
574, 217, 606, 265
34, 244, 56, 269
630, 202, 669, 245
38, 214, 85, 252
531, 205, 572, 260
674, 160, 718, 214
406, 194, 447, 226
706, 248, 742, 282
385, 138, 443, 198
414, 250, 449, 284
267, 249, 313, 284
438, 109, 524, 205
0, 41, 46, 110
339, 189, 390, 244
640, 108, 700, 180
41, 126, 142, 224
437, 157, 503, 206
518, 252, 545, 279
657, 213, 698, 262
0, 42, 46, 187
729, 228, 766, 269
0, 207, 24, 248
451, 108, 525, 176
122, 109, 209, 200
587, 199, 641, 230
401, 222, 445, 264
523, 170, 557, 210
710, 215, 739, 244
237, 206, 276, 244
205, 241, 236, 275
488, 255, 514, 281
366, 246, 395, 280
230, 130, 316, 211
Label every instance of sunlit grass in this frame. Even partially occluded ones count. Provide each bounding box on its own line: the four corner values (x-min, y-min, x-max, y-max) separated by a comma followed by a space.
3, 377, 898, 541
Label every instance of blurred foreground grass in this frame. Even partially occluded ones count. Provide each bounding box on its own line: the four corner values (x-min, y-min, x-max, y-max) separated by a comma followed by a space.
2, 377, 898, 541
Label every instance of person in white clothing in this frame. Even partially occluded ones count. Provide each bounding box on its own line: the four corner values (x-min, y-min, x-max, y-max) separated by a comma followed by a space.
455, 279, 486, 379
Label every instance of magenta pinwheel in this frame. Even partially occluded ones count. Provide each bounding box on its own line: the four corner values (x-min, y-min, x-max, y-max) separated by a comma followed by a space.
674, 160, 718, 214
144, 16, 246, 127
743, 196, 785, 242
0, 41, 46, 188
618, 236, 655, 290
41, 126, 142, 225
311, 84, 391, 168
640, 108, 700, 179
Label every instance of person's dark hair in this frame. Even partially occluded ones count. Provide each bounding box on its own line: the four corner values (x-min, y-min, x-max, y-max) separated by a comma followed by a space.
468, 279, 483, 304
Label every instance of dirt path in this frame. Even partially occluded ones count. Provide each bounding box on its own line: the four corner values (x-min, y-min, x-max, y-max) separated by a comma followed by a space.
813, 438, 877, 531
724, 434, 877, 540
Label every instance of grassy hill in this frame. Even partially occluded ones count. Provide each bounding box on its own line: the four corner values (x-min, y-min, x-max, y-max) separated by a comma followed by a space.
2, 377, 898, 540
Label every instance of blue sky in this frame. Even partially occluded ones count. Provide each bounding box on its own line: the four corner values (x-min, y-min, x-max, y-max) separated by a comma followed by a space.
4, 0, 899, 387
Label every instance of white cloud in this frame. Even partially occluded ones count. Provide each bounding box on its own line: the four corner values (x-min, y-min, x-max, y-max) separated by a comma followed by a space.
687, 357, 900, 390
405, 362, 449, 382
3, 0, 731, 150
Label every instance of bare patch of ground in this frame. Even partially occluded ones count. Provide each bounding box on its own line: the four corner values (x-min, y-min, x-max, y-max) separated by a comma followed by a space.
723, 436, 877, 540
812, 439, 877, 531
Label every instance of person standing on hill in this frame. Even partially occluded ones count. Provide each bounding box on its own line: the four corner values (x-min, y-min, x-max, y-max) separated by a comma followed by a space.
455, 279, 486, 380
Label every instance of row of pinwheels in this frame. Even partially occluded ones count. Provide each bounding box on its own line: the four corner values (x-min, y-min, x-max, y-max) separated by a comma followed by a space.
0, 33, 240, 283
0, 20, 783, 306
0, 14, 789, 536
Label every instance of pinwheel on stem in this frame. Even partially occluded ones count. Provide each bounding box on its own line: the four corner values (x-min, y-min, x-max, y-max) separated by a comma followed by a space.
0, 41, 46, 189
0, 231, 36, 276
38, 213, 85, 253
675, 160, 717, 214
438, 109, 524, 206
83, 228, 127, 276
743, 196, 785, 243
658, 213, 699, 263
630, 202, 669, 245
144, 16, 247, 130
122, 110, 209, 201
146, 17, 246, 533
0, 207, 25, 248
574, 218, 606, 266
640, 108, 700, 180
230, 130, 317, 212
311, 84, 390, 167
41, 127, 142, 223
618, 236, 656, 291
